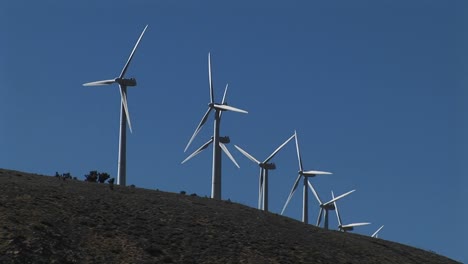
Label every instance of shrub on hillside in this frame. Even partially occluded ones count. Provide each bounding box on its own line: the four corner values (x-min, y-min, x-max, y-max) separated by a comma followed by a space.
98, 172, 110, 183
84, 171, 111, 183
84, 171, 98, 182
55, 172, 73, 180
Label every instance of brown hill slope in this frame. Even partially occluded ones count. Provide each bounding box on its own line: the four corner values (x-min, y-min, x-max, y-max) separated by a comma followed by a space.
0, 169, 459, 264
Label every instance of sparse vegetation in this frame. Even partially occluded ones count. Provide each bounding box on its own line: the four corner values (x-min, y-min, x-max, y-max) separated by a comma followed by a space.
55, 172, 73, 180
0, 169, 460, 264
84, 170, 111, 183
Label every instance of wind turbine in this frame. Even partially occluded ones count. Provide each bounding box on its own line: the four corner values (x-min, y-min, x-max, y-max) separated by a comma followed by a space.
371, 225, 384, 238
234, 133, 295, 211
281, 131, 332, 224
182, 53, 248, 200
83, 25, 148, 186
332, 190, 371, 232
308, 185, 355, 230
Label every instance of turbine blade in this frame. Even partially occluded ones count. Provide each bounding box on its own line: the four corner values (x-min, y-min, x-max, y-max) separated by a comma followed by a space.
316, 208, 324, 226
302, 170, 332, 176
234, 145, 261, 164
281, 174, 302, 215
332, 191, 343, 226
119, 25, 148, 79
213, 104, 248, 114
221, 83, 228, 104
208, 53, 214, 104
184, 107, 212, 152
343, 222, 371, 228
119, 85, 132, 133
307, 181, 322, 205
218, 84, 229, 119
83, 79, 116, 86
294, 131, 303, 172
219, 142, 240, 168
181, 138, 213, 164
323, 189, 355, 206
371, 225, 384, 238
264, 133, 295, 163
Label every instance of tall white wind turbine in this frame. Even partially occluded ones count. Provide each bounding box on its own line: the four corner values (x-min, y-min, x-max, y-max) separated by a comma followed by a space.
309, 186, 355, 230
83, 25, 148, 186
182, 53, 248, 200
234, 133, 295, 211
281, 131, 332, 224
332, 190, 370, 232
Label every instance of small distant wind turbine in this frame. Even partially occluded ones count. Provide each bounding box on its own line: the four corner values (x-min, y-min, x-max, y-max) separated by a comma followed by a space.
332, 190, 370, 232
234, 133, 295, 211
281, 131, 332, 224
309, 185, 355, 230
371, 225, 384, 238
83, 25, 148, 186
182, 53, 248, 200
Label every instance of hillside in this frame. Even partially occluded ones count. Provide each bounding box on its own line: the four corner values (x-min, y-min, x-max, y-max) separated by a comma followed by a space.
0, 169, 459, 264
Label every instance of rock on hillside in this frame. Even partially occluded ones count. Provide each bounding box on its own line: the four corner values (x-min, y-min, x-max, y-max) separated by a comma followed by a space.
0, 169, 459, 264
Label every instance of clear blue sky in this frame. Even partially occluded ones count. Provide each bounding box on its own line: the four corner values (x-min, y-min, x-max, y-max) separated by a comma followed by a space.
1, 1, 465, 262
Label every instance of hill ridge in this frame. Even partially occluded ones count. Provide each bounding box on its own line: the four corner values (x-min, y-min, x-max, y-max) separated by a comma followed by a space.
0, 169, 459, 263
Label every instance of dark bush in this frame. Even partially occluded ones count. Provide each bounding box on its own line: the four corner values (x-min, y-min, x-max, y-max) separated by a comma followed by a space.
55, 172, 73, 180
98, 172, 110, 183
84, 171, 98, 182
85, 171, 111, 183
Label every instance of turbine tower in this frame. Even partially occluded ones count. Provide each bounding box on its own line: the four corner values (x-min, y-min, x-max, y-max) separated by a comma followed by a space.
83, 25, 148, 186
332, 190, 371, 232
281, 131, 332, 224
309, 186, 355, 230
234, 133, 295, 211
182, 53, 248, 200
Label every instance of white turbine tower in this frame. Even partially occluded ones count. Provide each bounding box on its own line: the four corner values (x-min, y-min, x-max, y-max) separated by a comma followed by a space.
234, 133, 295, 211
182, 53, 248, 200
332, 190, 371, 232
281, 131, 332, 224
309, 186, 355, 230
83, 25, 148, 186
371, 225, 384, 238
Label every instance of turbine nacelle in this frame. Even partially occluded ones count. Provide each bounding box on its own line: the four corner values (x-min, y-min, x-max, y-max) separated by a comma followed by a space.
219, 136, 230, 144
260, 162, 276, 170
115, 77, 137, 87
339, 225, 354, 231
338, 222, 371, 232
320, 203, 336, 210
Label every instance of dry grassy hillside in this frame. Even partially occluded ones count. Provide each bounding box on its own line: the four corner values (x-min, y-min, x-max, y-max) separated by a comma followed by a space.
0, 169, 459, 264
